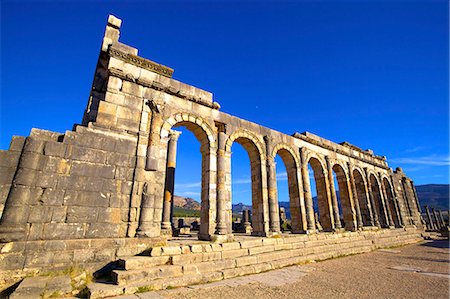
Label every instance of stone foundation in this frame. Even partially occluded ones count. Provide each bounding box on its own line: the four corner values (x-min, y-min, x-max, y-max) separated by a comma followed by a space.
87, 227, 423, 298
0, 237, 165, 291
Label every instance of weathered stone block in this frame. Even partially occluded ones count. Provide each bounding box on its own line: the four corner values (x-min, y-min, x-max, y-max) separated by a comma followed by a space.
106, 153, 134, 167
9, 136, 26, 152
0, 252, 26, 270
66, 206, 98, 223
71, 161, 115, 179
27, 206, 52, 223
235, 255, 258, 267
221, 248, 248, 259
20, 152, 44, 170
34, 172, 58, 188
121, 81, 143, 97
202, 251, 221, 262
221, 242, 241, 251
67, 146, 107, 164
44, 142, 67, 157
23, 138, 45, 154
0, 151, 20, 168
50, 206, 67, 222
160, 246, 182, 256
97, 208, 121, 223
42, 223, 86, 240
43, 157, 71, 175
240, 239, 263, 249
85, 223, 120, 238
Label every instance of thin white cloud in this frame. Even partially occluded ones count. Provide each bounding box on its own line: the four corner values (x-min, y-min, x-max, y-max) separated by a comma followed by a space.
390, 155, 450, 166
175, 182, 201, 188
404, 146, 426, 153
233, 178, 252, 184
276, 172, 287, 181
177, 191, 201, 196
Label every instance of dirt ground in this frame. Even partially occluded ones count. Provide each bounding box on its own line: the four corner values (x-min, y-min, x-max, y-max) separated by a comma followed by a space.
158, 238, 449, 299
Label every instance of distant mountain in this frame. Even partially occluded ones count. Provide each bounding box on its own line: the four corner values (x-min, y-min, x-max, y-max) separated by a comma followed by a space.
416, 184, 449, 211
232, 203, 252, 213
173, 195, 201, 210
175, 184, 449, 217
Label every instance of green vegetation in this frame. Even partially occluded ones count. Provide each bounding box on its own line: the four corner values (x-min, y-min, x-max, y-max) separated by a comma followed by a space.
173, 207, 200, 217
136, 285, 154, 293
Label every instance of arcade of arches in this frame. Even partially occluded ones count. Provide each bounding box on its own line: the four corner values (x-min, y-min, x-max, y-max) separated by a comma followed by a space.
0, 15, 424, 244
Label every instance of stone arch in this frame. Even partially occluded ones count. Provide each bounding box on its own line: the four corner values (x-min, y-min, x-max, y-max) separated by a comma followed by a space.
225, 129, 268, 235
160, 112, 217, 240
369, 172, 389, 228
306, 154, 333, 231
332, 162, 356, 230
161, 112, 216, 150
352, 168, 372, 226
382, 176, 400, 227
272, 143, 304, 232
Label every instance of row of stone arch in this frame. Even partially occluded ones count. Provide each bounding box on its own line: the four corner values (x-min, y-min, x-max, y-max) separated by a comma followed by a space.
155, 112, 410, 240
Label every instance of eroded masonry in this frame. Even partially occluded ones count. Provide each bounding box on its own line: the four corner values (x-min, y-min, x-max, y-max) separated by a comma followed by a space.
0, 15, 425, 292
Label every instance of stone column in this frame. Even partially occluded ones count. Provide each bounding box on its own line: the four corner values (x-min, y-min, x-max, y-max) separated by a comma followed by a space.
264, 136, 280, 233
379, 174, 394, 228
300, 148, 315, 231
243, 209, 252, 234
389, 175, 404, 227
438, 210, 446, 228
145, 108, 163, 171
326, 157, 342, 229
424, 205, 435, 230
136, 183, 155, 237
364, 168, 380, 228
215, 130, 228, 235
347, 163, 363, 229
410, 180, 425, 227
161, 130, 181, 232
400, 179, 414, 225
431, 208, 440, 230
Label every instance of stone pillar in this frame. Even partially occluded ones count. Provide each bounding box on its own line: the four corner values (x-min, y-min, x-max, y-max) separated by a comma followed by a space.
300, 148, 316, 231
161, 130, 181, 233
145, 109, 163, 171
264, 136, 280, 233
389, 175, 404, 227
438, 210, 446, 228
379, 174, 394, 228
400, 179, 414, 225
326, 157, 342, 230
424, 205, 435, 230
136, 183, 155, 237
410, 180, 425, 227
348, 163, 363, 229
365, 168, 380, 228
431, 208, 440, 230
215, 130, 228, 235
243, 209, 252, 234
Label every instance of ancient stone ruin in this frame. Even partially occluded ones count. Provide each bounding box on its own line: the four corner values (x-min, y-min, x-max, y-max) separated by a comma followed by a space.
0, 15, 426, 296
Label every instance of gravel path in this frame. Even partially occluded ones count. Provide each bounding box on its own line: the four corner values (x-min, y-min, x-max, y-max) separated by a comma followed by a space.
156, 239, 449, 299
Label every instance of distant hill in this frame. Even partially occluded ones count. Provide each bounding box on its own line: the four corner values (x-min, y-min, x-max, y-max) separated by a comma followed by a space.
173, 195, 201, 210
232, 203, 252, 213
416, 184, 449, 211
175, 184, 449, 218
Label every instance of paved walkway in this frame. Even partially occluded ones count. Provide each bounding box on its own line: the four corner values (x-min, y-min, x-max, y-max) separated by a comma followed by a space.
125, 238, 450, 299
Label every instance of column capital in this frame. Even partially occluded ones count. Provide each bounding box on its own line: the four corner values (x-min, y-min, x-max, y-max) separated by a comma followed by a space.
169, 130, 182, 141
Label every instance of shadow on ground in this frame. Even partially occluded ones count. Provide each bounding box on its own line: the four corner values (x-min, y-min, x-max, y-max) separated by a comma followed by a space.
419, 239, 449, 249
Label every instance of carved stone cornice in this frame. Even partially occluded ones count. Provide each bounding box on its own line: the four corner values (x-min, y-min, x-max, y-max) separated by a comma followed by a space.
109, 47, 174, 78
293, 132, 389, 170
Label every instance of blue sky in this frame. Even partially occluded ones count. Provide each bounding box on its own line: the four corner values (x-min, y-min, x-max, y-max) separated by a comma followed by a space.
1, 1, 448, 205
